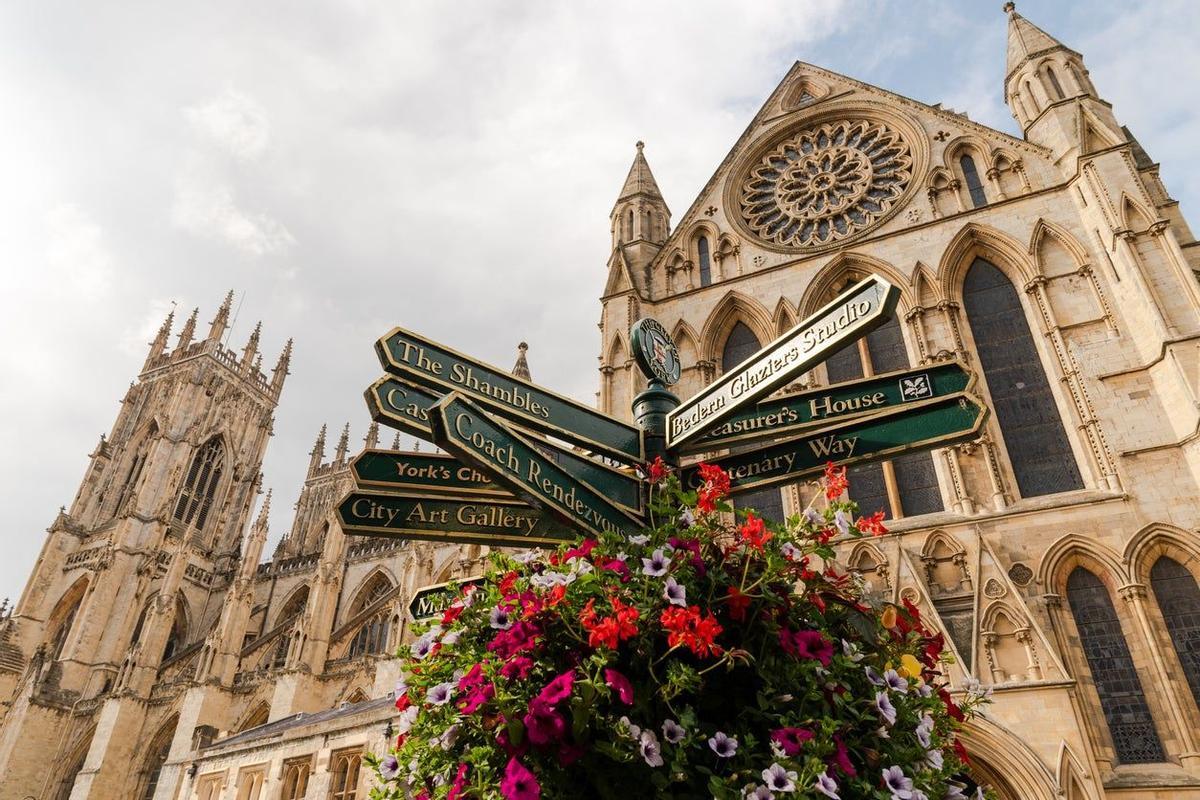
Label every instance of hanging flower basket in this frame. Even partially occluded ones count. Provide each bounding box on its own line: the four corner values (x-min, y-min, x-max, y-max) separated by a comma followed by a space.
367, 462, 991, 799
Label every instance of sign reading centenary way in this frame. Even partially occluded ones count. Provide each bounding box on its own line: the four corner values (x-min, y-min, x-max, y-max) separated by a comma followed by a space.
376, 328, 643, 463
430, 392, 645, 538
408, 577, 486, 621
667, 275, 901, 450
341, 277, 988, 549
679, 361, 972, 453
680, 393, 986, 495
336, 491, 570, 548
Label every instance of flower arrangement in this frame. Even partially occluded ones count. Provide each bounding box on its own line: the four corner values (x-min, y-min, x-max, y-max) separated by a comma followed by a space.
367, 461, 991, 799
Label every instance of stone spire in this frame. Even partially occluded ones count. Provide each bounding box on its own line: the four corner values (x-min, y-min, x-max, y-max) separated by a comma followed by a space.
334, 422, 351, 464
143, 308, 174, 370
364, 421, 380, 450
609, 141, 670, 292
512, 342, 532, 381
271, 337, 293, 393
615, 140, 665, 206
207, 290, 235, 342
1004, 2, 1074, 80
308, 424, 327, 475
240, 490, 271, 580
241, 321, 262, 371
176, 307, 199, 351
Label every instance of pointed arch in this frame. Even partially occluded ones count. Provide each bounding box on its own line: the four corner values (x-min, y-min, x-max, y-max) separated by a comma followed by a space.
1079, 108, 1121, 153
1124, 522, 1200, 583
1037, 534, 1128, 593
911, 261, 941, 307
237, 700, 271, 732
1029, 219, 1090, 277
348, 567, 398, 618
771, 297, 796, 336
274, 585, 310, 627
781, 75, 829, 110
669, 320, 700, 368
981, 600, 1024, 632
938, 222, 1037, 297
957, 717, 1058, 800
698, 291, 775, 362
1120, 193, 1156, 233
50, 724, 95, 800
344, 687, 369, 705
799, 252, 915, 317
921, 529, 965, 560
1056, 743, 1100, 800
172, 434, 228, 532
848, 541, 887, 571
137, 713, 179, 800
605, 332, 629, 368
46, 575, 89, 658
162, 593, 190, 660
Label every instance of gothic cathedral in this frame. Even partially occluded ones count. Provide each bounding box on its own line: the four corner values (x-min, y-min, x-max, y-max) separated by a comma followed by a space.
2, 7, 1200, 799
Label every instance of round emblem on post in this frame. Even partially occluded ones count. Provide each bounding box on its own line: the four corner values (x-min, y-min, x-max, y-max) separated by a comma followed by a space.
630, 318, 681, 387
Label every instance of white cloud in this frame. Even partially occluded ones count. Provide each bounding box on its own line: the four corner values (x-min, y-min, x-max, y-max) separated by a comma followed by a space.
171, 155, 296, 256
43, 202, 113, 295
185, 89, 271, 161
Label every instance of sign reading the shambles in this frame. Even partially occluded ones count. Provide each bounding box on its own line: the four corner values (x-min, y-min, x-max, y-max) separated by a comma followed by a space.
680, 361, 971, 453
667, 276, 901, 450
681, 394, 986, 495
337, 491, 571, 548
430, 392, 644, 538
376, 328, 643, 463
408, 578, 486, 621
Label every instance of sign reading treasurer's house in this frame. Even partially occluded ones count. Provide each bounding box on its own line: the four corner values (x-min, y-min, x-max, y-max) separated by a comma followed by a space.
338, 274, 989, 549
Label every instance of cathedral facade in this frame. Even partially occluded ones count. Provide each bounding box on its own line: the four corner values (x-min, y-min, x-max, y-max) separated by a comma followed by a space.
2, 6, 1200, 799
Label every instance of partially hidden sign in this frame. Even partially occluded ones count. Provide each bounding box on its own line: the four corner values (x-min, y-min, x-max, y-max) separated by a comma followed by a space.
408, 577, 486, 621
337, 491, 571, 548
351, 450, 508, 497
430, 392, 645, 537
680, 361, 972, 453
667, 275, 901, 450
681, 393, 987, 496
377, 328, 643, 463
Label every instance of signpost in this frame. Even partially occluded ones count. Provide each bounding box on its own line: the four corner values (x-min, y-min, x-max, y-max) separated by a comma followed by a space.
667, 275, 900, 450
336, 491, 571, 548
351, 450, 509, 497
429, 392, 645, 537
408, 577, 486, 622
680, 393, 987, 495
376, 328, 644, 463
679, 361, 972, 453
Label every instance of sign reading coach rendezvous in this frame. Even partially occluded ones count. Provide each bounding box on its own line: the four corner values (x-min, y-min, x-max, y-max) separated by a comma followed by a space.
666, 275, 901, 450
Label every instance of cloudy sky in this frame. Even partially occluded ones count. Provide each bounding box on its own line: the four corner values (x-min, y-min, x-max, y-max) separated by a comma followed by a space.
2, 1, 1198, 597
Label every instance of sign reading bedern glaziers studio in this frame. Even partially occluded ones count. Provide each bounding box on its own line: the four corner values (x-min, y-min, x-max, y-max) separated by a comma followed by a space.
376, 329, 643, 463
667, 275, 901, 450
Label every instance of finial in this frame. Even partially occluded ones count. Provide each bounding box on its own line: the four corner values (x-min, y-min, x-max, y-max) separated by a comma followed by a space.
512, 341, 532, 381
413, 440, 421, 452
364, 421, 380, 449
1003, 1, 1015, 13
635, 140, 644, 151
391, 431, 402, 450
334, 422, 351, 462
255, 489, 273, 527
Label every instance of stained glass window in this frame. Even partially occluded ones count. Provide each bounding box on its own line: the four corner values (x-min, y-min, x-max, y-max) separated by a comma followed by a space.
963, 258, 1083, 496
960, 155, 988, 208
722, 323, 784, 521
173, 437, 225, 531
1150, 557, 1200, 710
1066, 568, 1165, 764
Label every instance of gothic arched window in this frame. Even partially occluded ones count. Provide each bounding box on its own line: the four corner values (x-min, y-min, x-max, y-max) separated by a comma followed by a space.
959, 155, 987, 208
349, 615, 391, 657
1046, 65, 1065, 100
138, 716, 178, 800
697, 237, 713, 287
328, 748, 363, 800
962, 258, 1082, 497
1150, 557, 1200, 710
1023, 80, 1039, 113
1066, 568, 1165, 764
280, 757, 311, 800
173, 437, 226, 531
722, 323, 784, 522
822, 311, 943, 518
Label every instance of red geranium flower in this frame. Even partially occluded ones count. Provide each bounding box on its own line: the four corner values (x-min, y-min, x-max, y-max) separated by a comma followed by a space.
823, 461, 849, 499
855, 510, 889, 536
738, 512, 773, 550
725, 586, 751, 622
696, 462, 731, 514
647, 455, 671, 484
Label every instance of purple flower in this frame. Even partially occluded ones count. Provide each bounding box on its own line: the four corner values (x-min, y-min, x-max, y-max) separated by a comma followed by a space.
882, 765, 914, 799
804, 507, 823, 526
427, 681, 456, 706
501, 758, 540, 800
490, 606, 513, 630
678, 507, 696, 527
709, 731, 738, 758
924, 749, 944, 770
815, 773, 840, 799
639, 730, 664, 767
915, 713, 934, 748
618, 716, 641, 739
842, 640, 864, 663
664, 577, 687, 607
410, 633, 435, 660
641, 548, 671, 577
379, 754, 401, 780
943, 781, 969, 800
875, 690, 897, 726
762, 763, 797, 793
834, 509, 851, 536
884, 669, 909, 693
780, 541, 802, 560
742, 786, 773, 800
865, 665, 886, 686
513, 549, 539, 564
661, 718, 686, 744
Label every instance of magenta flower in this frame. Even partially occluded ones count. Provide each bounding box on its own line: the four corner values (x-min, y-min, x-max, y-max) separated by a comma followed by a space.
448, 763, 469, 800
771, 726, 814, 756
537, 669, 575, 707
500, 655, 535, 681
501, 757, 541, 800
779, 628, 834, 666
604, 668, 634, 705
523, 699, 566, 746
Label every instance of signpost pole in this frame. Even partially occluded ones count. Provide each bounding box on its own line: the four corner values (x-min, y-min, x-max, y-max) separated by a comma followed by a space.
629, 318, 683, 468
633, 380, 679, 467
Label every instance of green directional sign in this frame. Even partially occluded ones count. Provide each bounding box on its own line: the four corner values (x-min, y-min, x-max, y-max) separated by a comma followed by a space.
376, 328, 643, 463
365, 375, 441, 441
681, 361, 972, 453
364, 376, 642, 513
430, 393, 645, 537
409, 577, 486, 622
337, 491, 571, 548
667, 275, 901, 451
681, 393, 987, 496
351, 450, 509, 497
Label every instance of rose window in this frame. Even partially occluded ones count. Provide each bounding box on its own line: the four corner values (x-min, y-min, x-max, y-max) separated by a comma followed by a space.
739, 119, 913, 249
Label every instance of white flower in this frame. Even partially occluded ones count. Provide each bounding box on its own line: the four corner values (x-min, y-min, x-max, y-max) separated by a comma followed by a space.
426, 681, 455, 706
841, 639, 864, 663
661, 718, 686, 744
395, 705, 419, 734
663, 577, 687, 607
881, 765, 914, 799
639, 730, 664, 767
780, 541, 802, 561
641, 548, 671, 577
513, 549, 540, 564
618, 716, 641, 739
628, 534, 650, 545
709, 731, 738, 757
924, 748, 944, 770
440, 629, 461, 647
679, 507, 696, 527
762, 763, 797, 793
489, 606, 513, 630
379, 755, 401, 780
804, 507, 823, 526
815, 773, 840, 799
875, 691, 897, 726
884, 669, 909, 694
742, 785, 773, 799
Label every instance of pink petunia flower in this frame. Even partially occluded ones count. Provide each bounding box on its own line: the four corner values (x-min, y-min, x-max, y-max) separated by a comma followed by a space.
604, 668, 634, 705
501, 758, 541, 800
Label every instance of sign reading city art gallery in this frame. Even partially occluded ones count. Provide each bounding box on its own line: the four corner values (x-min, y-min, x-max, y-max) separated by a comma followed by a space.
337, 491, 572, 548
680, 361, 972, 453
351, 450, 508, 497
408, 578, 486, 622
376, 328, 643, 462
681, 393, 987, 495
667, 275, 901, 450
430, 393, 645, 538
364, 376, 642, 513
